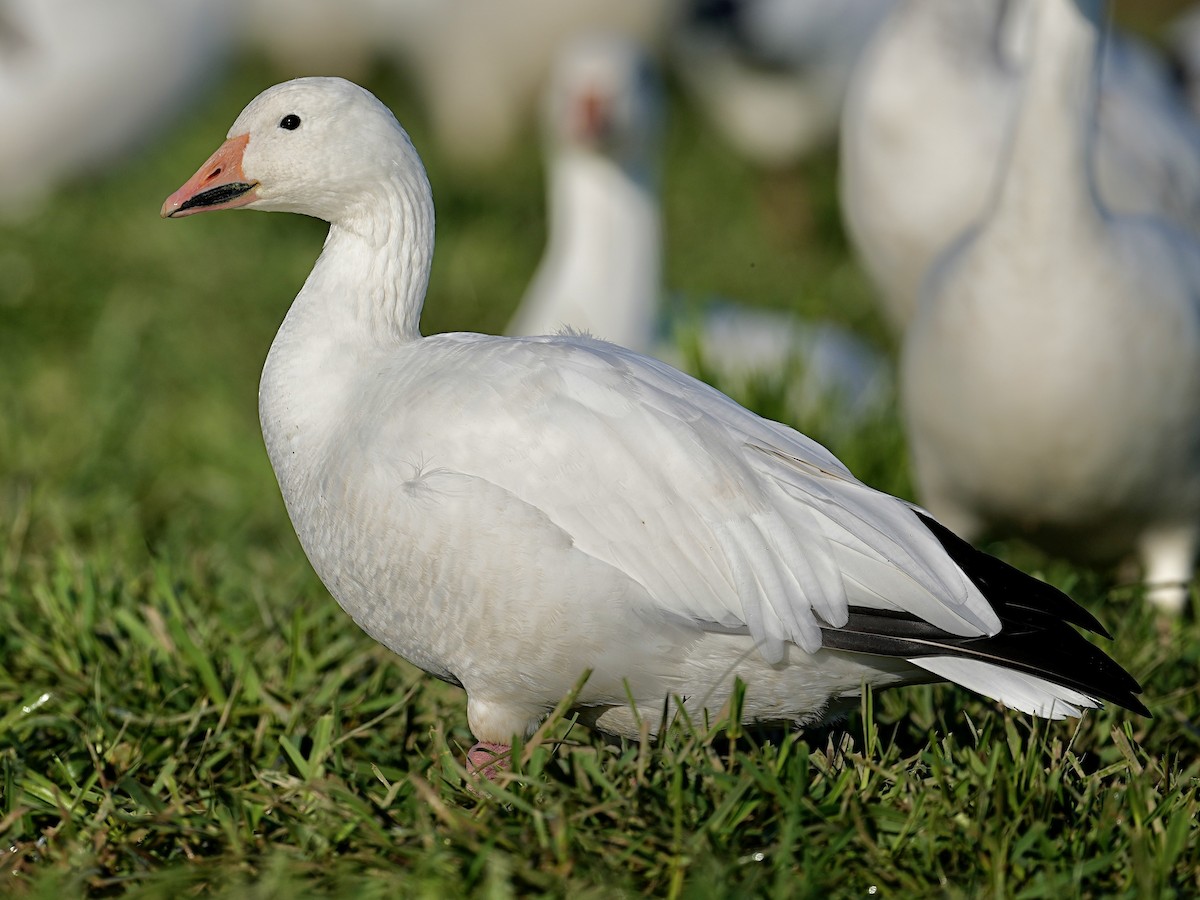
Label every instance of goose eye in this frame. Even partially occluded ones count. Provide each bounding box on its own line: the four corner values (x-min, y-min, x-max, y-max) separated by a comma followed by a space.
279, 114, 301, 131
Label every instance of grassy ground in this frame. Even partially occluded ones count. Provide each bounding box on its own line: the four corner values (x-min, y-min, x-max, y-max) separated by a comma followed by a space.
1, 56, 1198, 898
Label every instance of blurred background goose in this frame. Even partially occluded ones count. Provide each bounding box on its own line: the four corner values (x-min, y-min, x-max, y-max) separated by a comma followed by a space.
507, 34, 663, 352
0, 0, 231, 215
671, 0, 895, 169
840, 0, 1200, 334
901, 0, 1200, 613
509, 33, 890, 433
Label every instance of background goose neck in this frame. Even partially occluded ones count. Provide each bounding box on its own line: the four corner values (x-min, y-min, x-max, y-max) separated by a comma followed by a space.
987, 0, 1106, 234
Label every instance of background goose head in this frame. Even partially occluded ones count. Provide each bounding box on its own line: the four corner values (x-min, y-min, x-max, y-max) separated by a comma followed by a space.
543, 33, 661, 169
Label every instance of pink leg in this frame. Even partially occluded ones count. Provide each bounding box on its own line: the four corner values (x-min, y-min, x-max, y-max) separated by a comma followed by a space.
466, 741, 511, 781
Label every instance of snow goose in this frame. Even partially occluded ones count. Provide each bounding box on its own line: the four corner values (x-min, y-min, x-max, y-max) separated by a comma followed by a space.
413, 0, 681, 169
509, 33, 889, 431
902, 0, 1200, 614
162, 77, 1146, 775
840, 0, 1200, 334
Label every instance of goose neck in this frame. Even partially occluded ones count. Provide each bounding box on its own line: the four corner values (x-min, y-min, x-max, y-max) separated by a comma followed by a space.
543, 149, 661, 339
258, 167, 434, 478
546, 150, 657, 248
989, 0, 1105, 231
310, 171, 436, 345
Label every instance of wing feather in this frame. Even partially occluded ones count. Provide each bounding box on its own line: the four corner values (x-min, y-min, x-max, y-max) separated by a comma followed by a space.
396, 335, 1001, 659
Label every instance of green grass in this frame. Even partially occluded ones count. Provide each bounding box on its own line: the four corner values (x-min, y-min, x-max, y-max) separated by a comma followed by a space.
1, 57, 1198, 898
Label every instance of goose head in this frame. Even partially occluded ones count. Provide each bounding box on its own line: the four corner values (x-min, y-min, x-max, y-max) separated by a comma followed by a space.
161, 76, 425, 224
544, 34, 661, 166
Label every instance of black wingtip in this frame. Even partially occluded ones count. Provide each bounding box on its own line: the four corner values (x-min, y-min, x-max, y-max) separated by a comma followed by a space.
915, 512, 1111, 637
1123, 693, 1152, 718
819, 512, 1148, 718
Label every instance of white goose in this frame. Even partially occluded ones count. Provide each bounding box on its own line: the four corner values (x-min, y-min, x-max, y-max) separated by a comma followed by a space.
509, 33, 889, 432
163, 77, 1145, 775
840, 0, 1200, 334
902, 0, 1200, 614
507, 34, 662, 352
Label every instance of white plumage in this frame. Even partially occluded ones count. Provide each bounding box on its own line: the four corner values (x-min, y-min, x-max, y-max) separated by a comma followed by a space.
902, 0, 1200, 613
162, 77, 1144, 766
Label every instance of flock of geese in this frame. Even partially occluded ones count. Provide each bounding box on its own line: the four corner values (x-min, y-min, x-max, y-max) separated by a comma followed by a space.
148, 0, 1200, 774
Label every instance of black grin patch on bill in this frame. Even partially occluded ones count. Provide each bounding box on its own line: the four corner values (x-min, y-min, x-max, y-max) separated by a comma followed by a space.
177, 182, 255, 213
